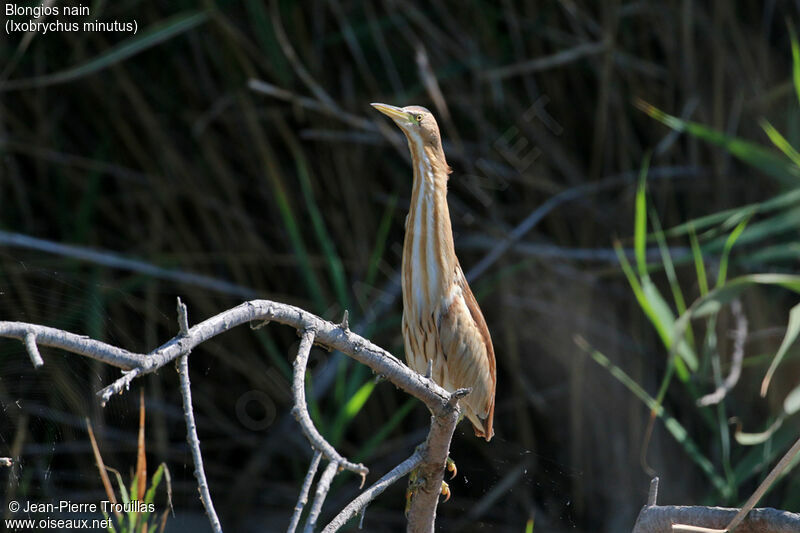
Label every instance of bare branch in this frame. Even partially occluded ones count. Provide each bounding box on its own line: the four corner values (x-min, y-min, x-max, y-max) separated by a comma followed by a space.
292, 328, 368, 478
1, 300, 453, 412
303, 460, 339, 533
633, 468, 800, 533
322, 448, 424, 533
648, 477, 659, 506
23, 332, 43, 368
0, 322, 143, 369
407, 394, 464, 533
178, 350, 222, 532
288, 450, 322, 533
177, 297, 190, 335
98, 368, 143, 406
0, 299, 468, 531
632, 505, 800, 533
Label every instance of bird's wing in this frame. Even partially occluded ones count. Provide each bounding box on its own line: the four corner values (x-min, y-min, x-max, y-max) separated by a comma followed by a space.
437, 266, 496, 440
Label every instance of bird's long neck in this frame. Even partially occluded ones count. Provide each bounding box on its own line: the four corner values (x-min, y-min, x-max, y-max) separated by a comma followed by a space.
402, 141, 456, 317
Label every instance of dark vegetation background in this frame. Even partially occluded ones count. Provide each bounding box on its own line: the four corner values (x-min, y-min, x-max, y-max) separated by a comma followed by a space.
1, 1, 799, 531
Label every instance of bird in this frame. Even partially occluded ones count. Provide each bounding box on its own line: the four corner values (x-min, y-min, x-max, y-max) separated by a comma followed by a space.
371, 103, 496, 442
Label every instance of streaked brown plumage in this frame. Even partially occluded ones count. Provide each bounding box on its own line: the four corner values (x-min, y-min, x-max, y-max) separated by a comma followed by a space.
372, 103, 496, 441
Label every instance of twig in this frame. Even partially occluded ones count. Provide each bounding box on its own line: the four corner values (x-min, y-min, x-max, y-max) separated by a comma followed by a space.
303, 460, 339, 533
723, 436, 800, 532
177, 297, 190, 335
23, 332, 43, 368
648, 477, 659, 506
176, 302, 222, 533
99, 368, 143, 406
287, 450, 322, 533
292, 328, 368, 479
322, 449, 424, 533
0, 322, 143, 369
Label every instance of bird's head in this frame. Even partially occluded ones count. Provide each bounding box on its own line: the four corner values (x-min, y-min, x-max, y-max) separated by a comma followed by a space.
371, 103, 442, 149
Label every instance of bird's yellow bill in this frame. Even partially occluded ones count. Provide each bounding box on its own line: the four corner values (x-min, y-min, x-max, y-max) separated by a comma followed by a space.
371, 102, 410, 122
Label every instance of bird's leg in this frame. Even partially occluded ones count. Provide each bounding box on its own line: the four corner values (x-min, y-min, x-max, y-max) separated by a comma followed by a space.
425, 359, 433, 379
404, 465, 423, 517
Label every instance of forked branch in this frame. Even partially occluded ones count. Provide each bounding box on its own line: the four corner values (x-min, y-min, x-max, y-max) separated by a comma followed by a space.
0, 299, 467, 532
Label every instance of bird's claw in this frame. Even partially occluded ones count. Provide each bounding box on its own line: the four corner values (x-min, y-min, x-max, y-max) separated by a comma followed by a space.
405, 457, 455, 515
446, 456, 457, 480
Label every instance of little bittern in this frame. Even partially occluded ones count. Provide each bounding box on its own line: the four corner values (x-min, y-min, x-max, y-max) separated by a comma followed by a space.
372, 103, 496, 441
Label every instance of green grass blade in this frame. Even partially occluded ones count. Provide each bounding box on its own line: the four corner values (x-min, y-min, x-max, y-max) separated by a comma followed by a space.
688, 225, 709, 296
525, 517, 535, 533
649, 209, 694, 347
0, 11, 209, 91
716, 217, 750, 288
670, 275, 800, 366
329, 379, 376, 446
636, 100, 800, 185
703, 207, 800, 254
760, 119, 800, 167
635, 153, 651, 277
576, 337, 727, 494
739, 242, 800, 265
614, 242, 694, 374
761, 302, 800, 396
659, 188, 800, 239
144, 463, 165, 505
790, 22, 800, 106
344, 380, 376, 418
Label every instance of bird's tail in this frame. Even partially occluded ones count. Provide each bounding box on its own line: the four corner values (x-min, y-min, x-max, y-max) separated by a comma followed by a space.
465, 406, 494, 442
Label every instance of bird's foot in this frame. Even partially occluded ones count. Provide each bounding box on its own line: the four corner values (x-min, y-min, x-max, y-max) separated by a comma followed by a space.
446, 456, 457, 479
404, 468, 423, 517
405, 455, 457, 516
440, 480, 451, 502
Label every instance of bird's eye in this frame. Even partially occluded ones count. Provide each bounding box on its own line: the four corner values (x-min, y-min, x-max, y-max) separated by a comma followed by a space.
416, 114, 423, 123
